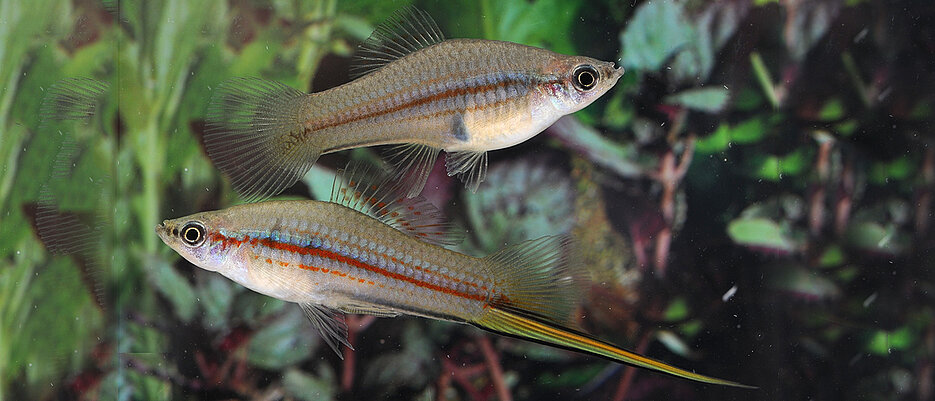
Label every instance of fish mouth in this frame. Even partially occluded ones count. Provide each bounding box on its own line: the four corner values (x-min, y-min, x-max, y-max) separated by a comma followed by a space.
599, 61, 624, 83
155, 220, 170, 242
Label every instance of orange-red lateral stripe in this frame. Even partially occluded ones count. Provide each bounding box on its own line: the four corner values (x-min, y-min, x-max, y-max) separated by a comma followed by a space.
309, 79, 527, 132
215, 232, 487, 302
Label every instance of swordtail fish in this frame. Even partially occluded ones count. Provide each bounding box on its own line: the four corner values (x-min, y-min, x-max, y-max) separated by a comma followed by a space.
156, 165, 752, 388
205, 6, 624, 201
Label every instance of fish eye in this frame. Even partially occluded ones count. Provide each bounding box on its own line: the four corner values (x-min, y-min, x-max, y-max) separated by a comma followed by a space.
573, 65, 598, 91
180, 222, 206, 247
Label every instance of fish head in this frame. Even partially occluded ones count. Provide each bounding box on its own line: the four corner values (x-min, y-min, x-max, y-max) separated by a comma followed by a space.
539, 55, 624, 114
156, 212, 232, 273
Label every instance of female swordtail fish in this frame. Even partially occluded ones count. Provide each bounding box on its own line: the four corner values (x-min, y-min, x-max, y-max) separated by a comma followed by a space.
156, 166, 752, 388
205, 7, 624, 201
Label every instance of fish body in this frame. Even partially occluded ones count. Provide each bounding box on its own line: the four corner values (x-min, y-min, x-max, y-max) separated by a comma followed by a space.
206, 7, 623, 201
161, 200, 495, 323
156, 166, 752, 388
307, 39, 617, 154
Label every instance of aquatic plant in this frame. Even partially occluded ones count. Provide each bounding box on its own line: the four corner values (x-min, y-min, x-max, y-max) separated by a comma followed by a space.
1, 0, 933, 400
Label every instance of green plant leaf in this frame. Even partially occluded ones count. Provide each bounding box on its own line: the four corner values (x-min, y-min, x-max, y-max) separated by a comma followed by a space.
664, 87, 730, 113
869, 158, 915, 184
818, 245, 845, 268
753, 155, 782, 181
301, 165, 340, 201
602, 90, 636, 129
695, 123, 731, 153
767, 264, 841, 300
664, 297, 690, 321
463, 158, 576, 253
477, 0, 583, 54
283, 364, 336, 401
233, 291, 286, 325
503, 340, 575, 362
228, 31, 283, 77
148, 256, 197, 322
362, 322, 435, 389
727, 217, 795, 252
730, 117, 766, 144
535, 364, 603, 388
551, 117, 642, 177
819, 98, 845, 120
867, 328, 914, 356
619, 0, 693, 71
845, 222, 909, 255
198, 273, 236, 329
247, 308, 316, 369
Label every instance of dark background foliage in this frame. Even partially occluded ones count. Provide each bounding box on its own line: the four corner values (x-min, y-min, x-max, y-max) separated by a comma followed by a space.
0, 0, 932, 400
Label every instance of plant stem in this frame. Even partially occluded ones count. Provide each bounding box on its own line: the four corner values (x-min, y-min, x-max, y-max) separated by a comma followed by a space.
750, 52, 779, 109
141, 119, 163, 252
481, 0, 495, 39
478, 336, 511, 401
841, 52, 871, 107
612, 331, 652, 401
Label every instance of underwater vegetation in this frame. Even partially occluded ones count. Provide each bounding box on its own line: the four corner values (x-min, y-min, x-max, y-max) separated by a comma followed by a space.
1, 0, 933, 400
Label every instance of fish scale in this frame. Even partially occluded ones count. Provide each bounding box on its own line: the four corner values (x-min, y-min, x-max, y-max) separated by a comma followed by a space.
205, 7, 623, 201
206, 202, 497, 321
323, 44, 563, 153
307, 51, 541, 149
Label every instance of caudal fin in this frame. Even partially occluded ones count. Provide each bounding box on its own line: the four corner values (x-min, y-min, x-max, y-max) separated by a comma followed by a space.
474, 236, 754, 388
474, 305, 754, 388
205, 77, 320, 202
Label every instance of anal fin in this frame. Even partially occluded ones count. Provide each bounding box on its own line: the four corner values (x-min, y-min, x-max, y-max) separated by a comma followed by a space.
446, 150, 488, 193
300, 303, 353, 359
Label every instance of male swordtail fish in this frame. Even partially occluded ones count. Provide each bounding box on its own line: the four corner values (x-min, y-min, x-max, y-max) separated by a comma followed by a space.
205, 6, 624, 201
156, 165, 753, 388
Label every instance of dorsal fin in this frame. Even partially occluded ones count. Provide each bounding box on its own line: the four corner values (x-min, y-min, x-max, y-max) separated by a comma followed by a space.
330, 162, 463, 246
349, 6, 446, 80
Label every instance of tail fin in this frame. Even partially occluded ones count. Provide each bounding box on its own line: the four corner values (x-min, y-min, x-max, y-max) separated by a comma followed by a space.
475, 305, 754, 388
205, 77, 320, 202
475, 236, 753, 388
